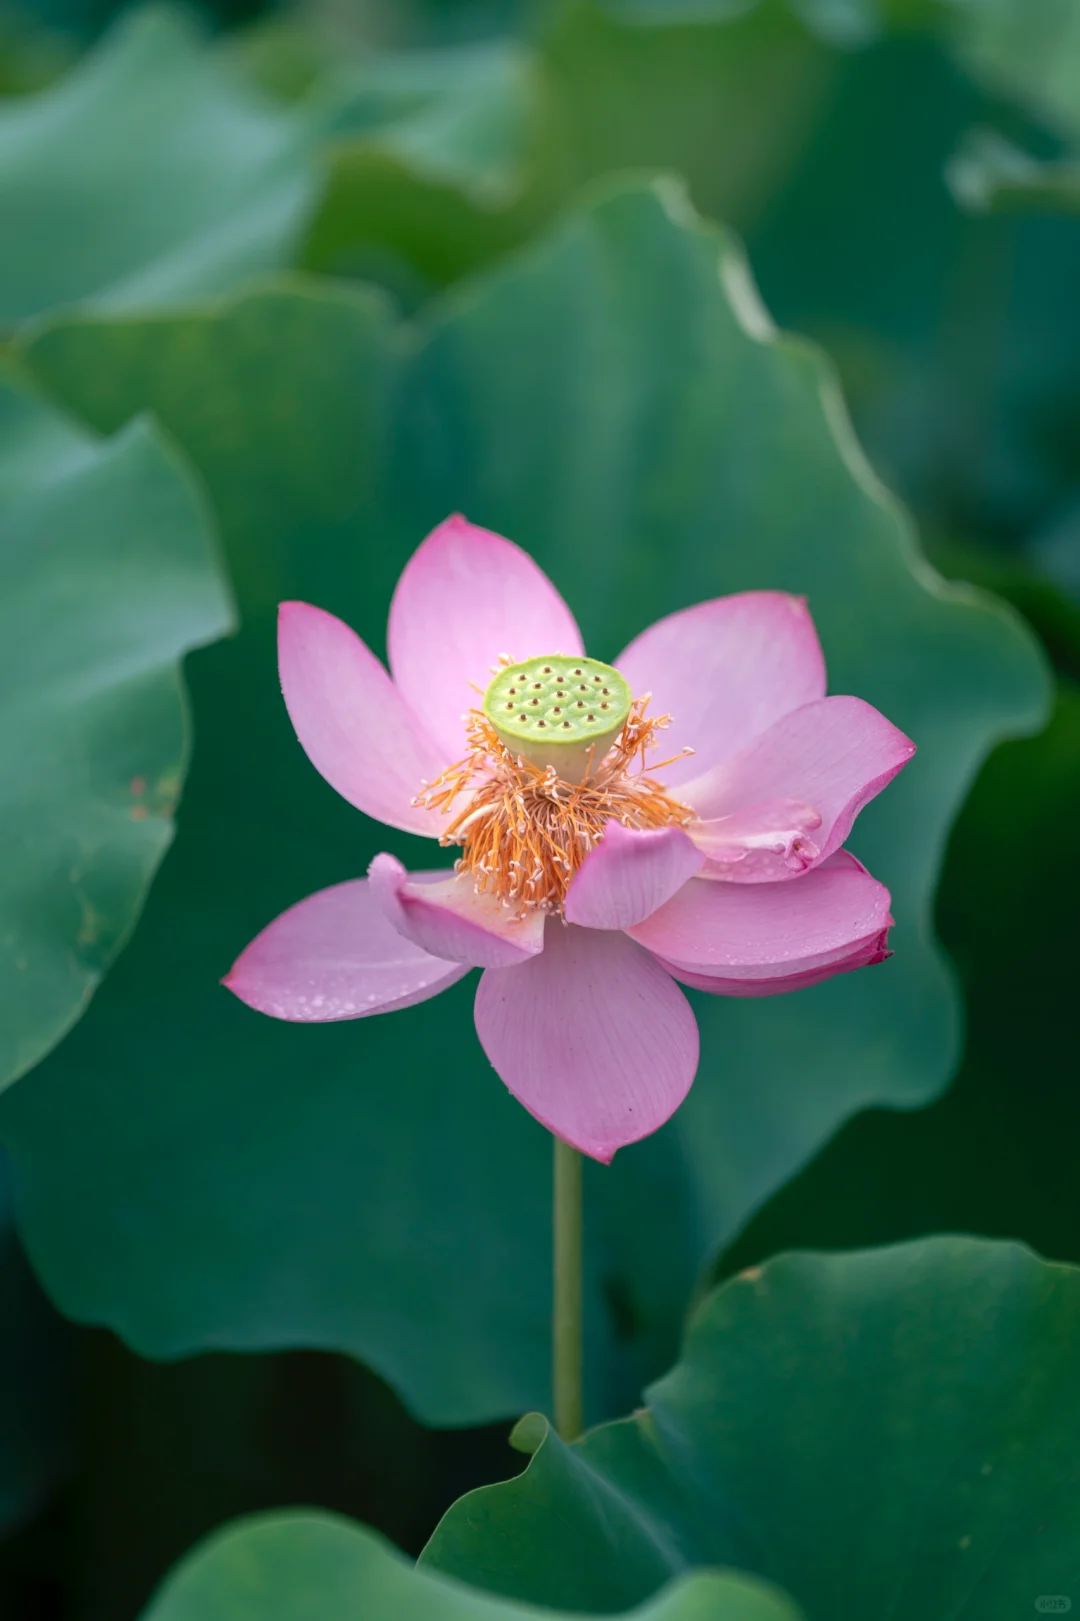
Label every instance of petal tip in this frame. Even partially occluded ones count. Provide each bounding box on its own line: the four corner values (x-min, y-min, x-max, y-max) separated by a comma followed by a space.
421, 511, 501, 551
367, 850, 405, 882
277, 598, 341, 655
220, 965, 251, 1004
475, 931, 698, 1160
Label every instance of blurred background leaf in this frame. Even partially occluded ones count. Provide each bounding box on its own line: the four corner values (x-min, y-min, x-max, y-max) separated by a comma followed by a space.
297, 0, 847, 306
300, 36, 540, 304
0, 377, 233, 1092
610, 0, 1080, 140
424, 1238, 1080, 1617
1, 181, 1045, 1431
141, 1512, 803, 1621
0, 369, 230, 1610
936, 0, 1080, 137
0, 9, 72, 92
947, 127, 1080, 216
216, 0, 1080, 560
337, 2, 1080, 570
320, 38, 533, 199
1030, 501, 1080, 611
10, 0, 1080, 553
0, 6, 320, 325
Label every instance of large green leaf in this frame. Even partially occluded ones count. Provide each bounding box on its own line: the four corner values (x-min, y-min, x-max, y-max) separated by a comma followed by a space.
140, 1512, 801, 1621
0, 5, 318, 326
423, 1238, 1080, 1618
0, 378, 232, 1091
0, 1149, 70, 1535
2, 182, 1045, 1425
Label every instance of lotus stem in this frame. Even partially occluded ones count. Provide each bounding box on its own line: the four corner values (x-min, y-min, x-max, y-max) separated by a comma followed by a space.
553, 1135, 584, 1441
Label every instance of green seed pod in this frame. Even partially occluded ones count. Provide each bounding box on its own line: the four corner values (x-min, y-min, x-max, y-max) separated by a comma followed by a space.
483, 655, 632, 780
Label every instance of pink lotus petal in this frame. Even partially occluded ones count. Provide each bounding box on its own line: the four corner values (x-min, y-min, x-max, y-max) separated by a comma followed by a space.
474, 923, 699, 1162
615, 592, 826, 785
369, 852, 545, 969
658, 930, 891, 998
689, 799, 823, 883
387, 515, 584, 761
680, 695, 915, 865
279, 601, 448, 837
223, 878, 467, 1021
564, 822, 705, 930
628, 852, 893, 983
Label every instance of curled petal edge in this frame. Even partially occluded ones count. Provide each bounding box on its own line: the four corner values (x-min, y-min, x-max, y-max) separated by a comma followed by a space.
369, 852, 546, 969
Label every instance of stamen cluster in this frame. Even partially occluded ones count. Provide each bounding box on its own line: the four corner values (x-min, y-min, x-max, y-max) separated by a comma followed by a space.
414, 700, 693, 915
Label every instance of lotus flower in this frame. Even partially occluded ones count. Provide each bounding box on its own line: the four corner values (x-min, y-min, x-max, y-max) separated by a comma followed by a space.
225, 517, 914, 1162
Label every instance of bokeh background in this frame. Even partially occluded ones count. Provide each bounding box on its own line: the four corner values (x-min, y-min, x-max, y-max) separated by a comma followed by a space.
1, 0, 1079, 1616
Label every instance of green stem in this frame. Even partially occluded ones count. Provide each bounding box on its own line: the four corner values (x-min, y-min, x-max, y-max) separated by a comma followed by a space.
553, 1135, 584, 1441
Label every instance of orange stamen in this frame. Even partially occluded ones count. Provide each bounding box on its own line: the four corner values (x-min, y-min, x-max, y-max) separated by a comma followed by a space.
413, 698, 693, 916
